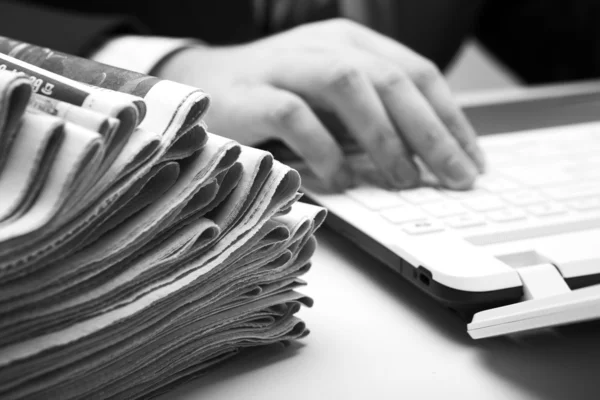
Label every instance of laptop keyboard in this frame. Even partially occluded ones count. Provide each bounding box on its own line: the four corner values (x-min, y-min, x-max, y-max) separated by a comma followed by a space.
344, 123, 600, 245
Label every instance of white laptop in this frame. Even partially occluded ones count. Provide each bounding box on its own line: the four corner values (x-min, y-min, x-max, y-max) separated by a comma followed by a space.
273, 90, 600, 339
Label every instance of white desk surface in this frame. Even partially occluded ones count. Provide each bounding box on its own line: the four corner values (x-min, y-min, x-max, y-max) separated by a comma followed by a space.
161, 229, 600, 400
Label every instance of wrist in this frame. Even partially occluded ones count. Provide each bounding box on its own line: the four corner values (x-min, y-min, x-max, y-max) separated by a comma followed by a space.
153, 46, 215, 82
152, 46, 199, 80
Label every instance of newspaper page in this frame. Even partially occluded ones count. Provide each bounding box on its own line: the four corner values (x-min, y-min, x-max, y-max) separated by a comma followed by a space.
0, 39, 326, 400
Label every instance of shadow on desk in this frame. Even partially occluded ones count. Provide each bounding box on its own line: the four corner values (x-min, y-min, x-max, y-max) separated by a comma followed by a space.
477, 324, 600, 400
322, 229, 600, 400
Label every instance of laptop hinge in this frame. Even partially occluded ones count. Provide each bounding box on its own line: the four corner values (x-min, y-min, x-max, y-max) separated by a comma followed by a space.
516, 263, 571, 301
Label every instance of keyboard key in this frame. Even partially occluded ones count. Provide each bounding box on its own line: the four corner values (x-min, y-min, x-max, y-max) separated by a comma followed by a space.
518, 171, 573, 186
476, 175, 520, 192
421, 202, 467, 217
444, 214, 487, 229
566, 198, 600, 211
486, 208, 527, 223
526, 203, 567, 217
380, 206, 427, 224
502, 190, 545, 206
500, 167, 572, 186
543, 183, 600, 200
399, 188, 445, 204
567, 166, 600, 181
462, 195, 506, 212
442, 189, 488, 200
402, 220, 445, 235
346, 186, 404, 210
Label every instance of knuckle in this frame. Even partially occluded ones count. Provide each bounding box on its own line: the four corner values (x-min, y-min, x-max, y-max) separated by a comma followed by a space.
369, 129, 392, 152
439, 152, 457, 168
436, 147, 466, 173
461, 139, 480, 156
418, 129, 439, 152
441, 113, 463, 136
327, 62, 362, 92
376, 69, 409, 92
267, 96, 305, 127
420, 129, 455, 161
411, 60, 441, 86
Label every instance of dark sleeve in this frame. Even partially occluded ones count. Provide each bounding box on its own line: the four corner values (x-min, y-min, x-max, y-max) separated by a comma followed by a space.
0, 0, 260, 51
0, 0, 146, 57
475, 0, 600, 83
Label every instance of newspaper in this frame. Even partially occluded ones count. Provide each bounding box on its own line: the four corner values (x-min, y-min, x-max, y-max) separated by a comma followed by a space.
0, 38, 326, 400
0, 72, 31, 173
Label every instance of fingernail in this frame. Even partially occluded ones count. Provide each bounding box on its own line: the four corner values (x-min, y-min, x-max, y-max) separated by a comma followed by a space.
444, 156, 477, 189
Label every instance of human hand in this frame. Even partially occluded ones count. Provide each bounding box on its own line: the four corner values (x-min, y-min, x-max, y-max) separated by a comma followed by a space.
156, 19, 485, 191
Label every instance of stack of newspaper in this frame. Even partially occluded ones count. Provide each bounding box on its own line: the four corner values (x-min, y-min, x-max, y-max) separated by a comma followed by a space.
0, 37, 325, 400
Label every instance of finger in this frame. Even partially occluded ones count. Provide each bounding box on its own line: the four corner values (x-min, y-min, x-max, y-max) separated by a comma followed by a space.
333, 47, 477, 189
383, 77, 478, 189
266, 54, 419, 189
362, 58, 478, 189
342, 23, 486, 173
407, 60, 486, 173
249, 85, 352, 191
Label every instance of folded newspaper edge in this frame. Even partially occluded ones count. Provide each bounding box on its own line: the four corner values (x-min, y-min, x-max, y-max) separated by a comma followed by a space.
0, 36, 326, 400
